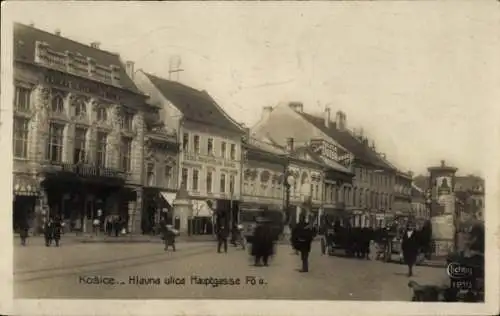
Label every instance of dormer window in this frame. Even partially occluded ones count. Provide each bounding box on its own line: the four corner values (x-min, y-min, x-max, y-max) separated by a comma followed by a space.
96, 106, 107, 122
51, 94, 65, 113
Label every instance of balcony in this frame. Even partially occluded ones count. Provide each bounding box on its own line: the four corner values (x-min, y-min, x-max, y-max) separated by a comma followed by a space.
41, 160, 127, 181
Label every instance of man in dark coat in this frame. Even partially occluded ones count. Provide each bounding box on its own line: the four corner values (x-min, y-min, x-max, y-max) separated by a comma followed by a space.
44, 218, 54, 247
217, 222, 229, 253
292, 215, 316, 272
402, 223, 419, 276
18, 216, 30, 246
52, 216, 62, 247
251, 217, 274, 266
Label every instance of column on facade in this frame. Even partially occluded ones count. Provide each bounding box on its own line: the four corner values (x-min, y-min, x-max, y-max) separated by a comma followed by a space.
108, 104, 122, 169
32, 85, 50, 161
130, 111, 145, 184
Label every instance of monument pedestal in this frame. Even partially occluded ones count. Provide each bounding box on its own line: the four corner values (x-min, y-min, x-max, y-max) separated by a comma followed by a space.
173, 198, 192, 234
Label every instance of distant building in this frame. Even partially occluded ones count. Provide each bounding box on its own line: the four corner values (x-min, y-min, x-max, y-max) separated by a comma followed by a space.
411, 183, 429, 228
252, 102, 409, 227
133, 71, 246, 233
12, 23, 147, 234
413, 174, 484, 221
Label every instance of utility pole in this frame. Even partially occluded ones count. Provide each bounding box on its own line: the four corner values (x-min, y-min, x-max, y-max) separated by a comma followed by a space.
168, 55, 184, 81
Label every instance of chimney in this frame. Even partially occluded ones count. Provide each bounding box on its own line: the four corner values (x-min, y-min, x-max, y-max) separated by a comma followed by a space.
55, 29, 61, 36
441, 160, 446, 167
90, 42, 101, 49
336, 111, 346, 131
289, 102, 303, 113
125, 61, 135, 79
324, 107, 331, 128
286, 138, 294, 152
261, 106, 273, 121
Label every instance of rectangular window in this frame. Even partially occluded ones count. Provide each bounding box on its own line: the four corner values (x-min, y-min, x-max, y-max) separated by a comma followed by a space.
96, 132, 107, 167
181, 168, 188, 188
120, 137, 132, 171
316, 185, 319, 200
207, 138, 214, 156
14, 86, 31, 112
147, 163, 155, 186
229, 174, 235, 194
192, 169, 199, 191
206, 171, 213, 193
193, 135, 200, 153
221, 141, 227, 159
183, 133, 189, 151
13, 117, 29, 158
164, 165, 172, 188
121, 112, 134, 131
230, 144, 236, 160
73, 127, 87, 163
46, 122, 64, 163
220, 173, 226, 193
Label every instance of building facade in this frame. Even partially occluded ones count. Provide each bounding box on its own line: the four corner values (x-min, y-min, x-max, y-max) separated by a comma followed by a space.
141, 99, 179, 233
411, 183, 430, 229
12, 23, 147, 234
393, 171, 413, 220
252, 102, 403, 228
240, 137, 287, 214
133, 71, 245, 233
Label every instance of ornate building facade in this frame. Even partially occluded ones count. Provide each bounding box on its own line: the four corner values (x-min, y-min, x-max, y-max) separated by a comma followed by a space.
12, 23, 147, 234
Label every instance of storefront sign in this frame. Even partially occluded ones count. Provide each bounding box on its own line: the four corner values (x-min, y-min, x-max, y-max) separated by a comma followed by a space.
44, 71, 121, 101
184, 153, 236, 168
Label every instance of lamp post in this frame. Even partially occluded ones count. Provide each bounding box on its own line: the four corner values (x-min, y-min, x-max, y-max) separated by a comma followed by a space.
285, 174, 295, 227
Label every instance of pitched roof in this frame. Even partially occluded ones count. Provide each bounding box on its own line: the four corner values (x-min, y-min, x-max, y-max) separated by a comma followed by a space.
144, 72, 243, 133
296, 112, 395, 170
13, 23, 140, 94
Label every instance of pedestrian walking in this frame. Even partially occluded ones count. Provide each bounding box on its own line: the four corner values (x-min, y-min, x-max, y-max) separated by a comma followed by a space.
161, 221, 177, 252
44, 218, 54, 247
19, 216, 29, 246
217, 222, 229, 253
292, 214, 316, 272
402, 223, 419, 277
251, 217, 274, 266
52, 216, 62, 247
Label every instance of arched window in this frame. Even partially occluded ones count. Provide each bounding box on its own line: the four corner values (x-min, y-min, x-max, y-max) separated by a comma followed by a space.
51, 94, 64, 113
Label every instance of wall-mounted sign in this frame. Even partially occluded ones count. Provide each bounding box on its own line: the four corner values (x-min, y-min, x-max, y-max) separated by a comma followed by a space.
44, 70, 121, 101
184, 153, 236, 168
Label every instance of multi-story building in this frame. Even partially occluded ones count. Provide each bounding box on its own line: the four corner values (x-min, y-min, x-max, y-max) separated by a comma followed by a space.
240, 137, 287, 214
133, 71, 245, 233
393, 170, 413, 219
411, 183, 430, 229
252, 102, 402, 227
141, 98, 179, 234
12, 23, 147, 234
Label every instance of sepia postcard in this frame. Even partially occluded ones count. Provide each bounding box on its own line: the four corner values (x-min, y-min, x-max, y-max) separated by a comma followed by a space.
1, 1, 499, 315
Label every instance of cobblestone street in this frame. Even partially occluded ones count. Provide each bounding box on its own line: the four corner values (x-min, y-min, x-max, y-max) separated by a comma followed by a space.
14, 241, 447, 300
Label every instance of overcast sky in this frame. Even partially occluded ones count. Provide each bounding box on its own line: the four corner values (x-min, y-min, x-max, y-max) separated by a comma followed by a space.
4, 1, 499, 176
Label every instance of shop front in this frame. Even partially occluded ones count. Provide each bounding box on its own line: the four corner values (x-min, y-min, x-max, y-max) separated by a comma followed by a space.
39, 164, 136, 234
12, 174, 40, 234
189, 198, 216, 235
142, 188, 177, 234
321, 202, 347, 227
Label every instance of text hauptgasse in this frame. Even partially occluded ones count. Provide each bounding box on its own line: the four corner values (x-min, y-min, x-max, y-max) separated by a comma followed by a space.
127, 275, 251, 287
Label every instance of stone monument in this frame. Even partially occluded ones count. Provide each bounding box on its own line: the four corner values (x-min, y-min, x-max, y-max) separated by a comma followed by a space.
428, 160, 458, 257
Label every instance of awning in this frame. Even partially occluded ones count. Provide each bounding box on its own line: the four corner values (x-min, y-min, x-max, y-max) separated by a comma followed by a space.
13, 175, 40, 196
160, 192, 176, 206
191, 200, 214, 217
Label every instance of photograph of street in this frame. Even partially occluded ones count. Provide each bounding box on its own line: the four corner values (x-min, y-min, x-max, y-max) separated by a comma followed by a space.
7, 1, 494, 304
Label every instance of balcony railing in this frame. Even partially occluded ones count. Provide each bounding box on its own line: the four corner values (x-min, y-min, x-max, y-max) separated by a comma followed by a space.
41, 160, 127, 180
